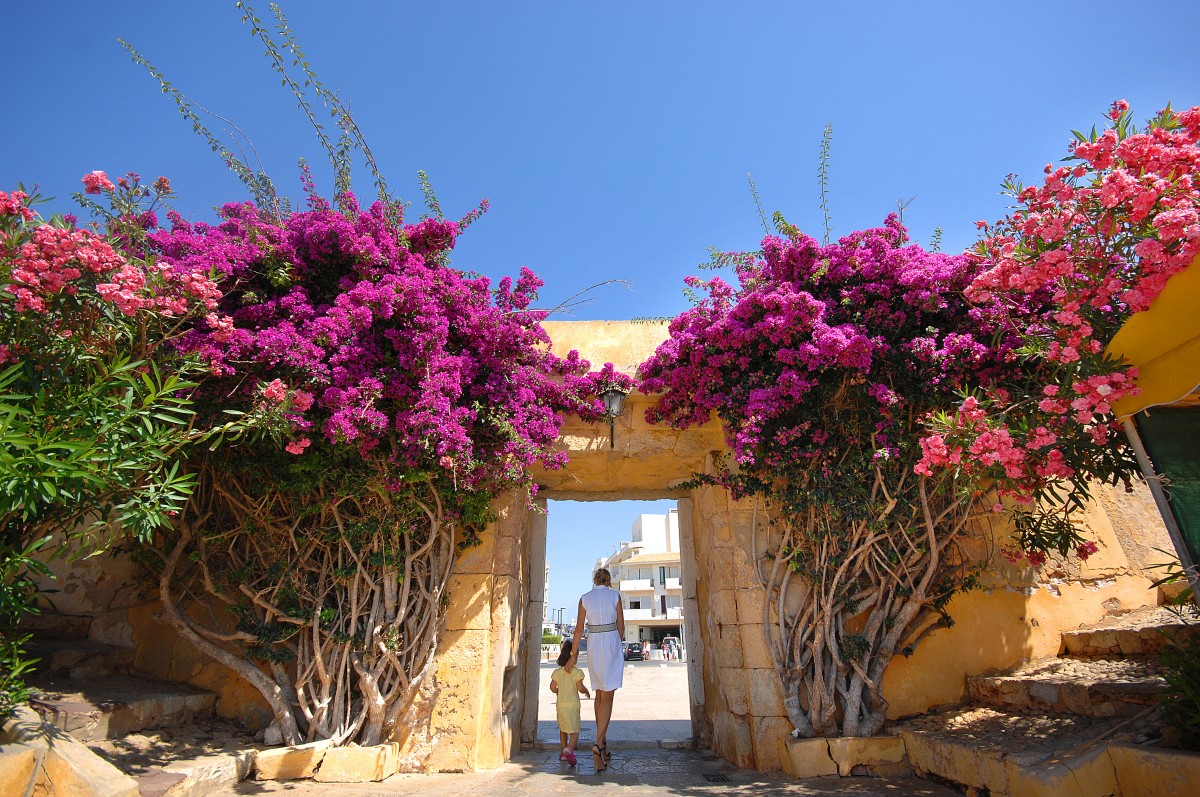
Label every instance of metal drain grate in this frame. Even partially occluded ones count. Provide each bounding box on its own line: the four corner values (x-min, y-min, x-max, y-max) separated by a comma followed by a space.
703, 773, 731, 783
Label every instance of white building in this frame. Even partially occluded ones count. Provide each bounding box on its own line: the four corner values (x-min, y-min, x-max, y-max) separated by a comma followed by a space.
596, 508, 684, 646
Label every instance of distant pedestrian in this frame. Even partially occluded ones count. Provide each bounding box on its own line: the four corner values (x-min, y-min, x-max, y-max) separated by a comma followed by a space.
569, 567, 624, 772
550, 639, 590, 765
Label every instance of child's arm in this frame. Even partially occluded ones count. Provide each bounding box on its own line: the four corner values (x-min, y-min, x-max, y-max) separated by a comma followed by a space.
550, 677, 559, 694
575, 672, 590, 699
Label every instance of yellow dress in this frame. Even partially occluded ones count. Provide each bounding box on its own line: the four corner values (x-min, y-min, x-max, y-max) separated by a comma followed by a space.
552, 665, 585, 733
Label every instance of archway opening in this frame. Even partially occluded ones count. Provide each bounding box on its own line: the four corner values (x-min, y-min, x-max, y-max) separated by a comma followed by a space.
533, 498, 698, 757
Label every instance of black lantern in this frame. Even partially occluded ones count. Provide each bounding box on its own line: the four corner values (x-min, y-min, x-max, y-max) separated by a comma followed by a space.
599, 385, 629, 449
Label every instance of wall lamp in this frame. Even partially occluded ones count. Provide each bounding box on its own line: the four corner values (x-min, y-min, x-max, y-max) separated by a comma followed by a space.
599, 385, 629, 449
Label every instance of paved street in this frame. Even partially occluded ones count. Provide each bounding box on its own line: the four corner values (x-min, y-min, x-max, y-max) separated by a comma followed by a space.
535, 655, 693, 748
211, 657, 957, 796
222, 747, 959, 796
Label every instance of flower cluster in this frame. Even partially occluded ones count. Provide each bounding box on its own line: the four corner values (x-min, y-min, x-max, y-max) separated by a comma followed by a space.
641, 215, 1011, 500
1, 178, 221, 362
147, 187, 616, 511
918, 102, 1200, 563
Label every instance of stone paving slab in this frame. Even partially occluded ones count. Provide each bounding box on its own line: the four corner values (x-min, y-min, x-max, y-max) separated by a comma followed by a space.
213, 748, 960, 796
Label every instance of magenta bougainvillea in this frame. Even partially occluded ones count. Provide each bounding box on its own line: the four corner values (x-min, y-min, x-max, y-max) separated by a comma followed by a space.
640, 216, 1014, 736
145, 188, 619, 510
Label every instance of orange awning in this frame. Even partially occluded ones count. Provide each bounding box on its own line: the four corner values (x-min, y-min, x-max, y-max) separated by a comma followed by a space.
1105, 256, 1200, 420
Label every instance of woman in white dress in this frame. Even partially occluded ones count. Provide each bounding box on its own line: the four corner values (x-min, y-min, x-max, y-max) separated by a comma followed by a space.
568, 567, 624, 772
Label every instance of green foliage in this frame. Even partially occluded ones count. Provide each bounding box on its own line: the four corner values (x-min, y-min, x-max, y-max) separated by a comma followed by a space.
0, 536, 50, 719
542, 632, 563, 645
817, 122, 833, 245
1160, 629, 1200, 751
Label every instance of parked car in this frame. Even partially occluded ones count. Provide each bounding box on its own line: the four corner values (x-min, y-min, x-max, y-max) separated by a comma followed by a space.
623, 641, 645, 661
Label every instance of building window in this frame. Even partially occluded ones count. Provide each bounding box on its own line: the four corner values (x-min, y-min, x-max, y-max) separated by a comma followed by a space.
629, 600, 641, 609
659, 566, 666, 583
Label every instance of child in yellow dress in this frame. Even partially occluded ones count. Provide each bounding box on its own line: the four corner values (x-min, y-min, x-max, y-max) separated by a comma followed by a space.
550, 639, 591, 765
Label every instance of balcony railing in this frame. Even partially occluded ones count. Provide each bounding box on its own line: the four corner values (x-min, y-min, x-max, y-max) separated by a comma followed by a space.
619, 579, 653, 592
663, 577, 681, 591
624, 608, 653, 620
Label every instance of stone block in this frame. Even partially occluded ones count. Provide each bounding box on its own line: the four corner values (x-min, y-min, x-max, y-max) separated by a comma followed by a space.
254, 740, 332, 781
713, 711, 755, 769
734, 588, 766, 625
1108, 742, 1200, 797
2, 706, 139, 797
707, 549, 736, 591
748, 669, 785, 717
708, 590, 738, 624
719, 667, 750, 715
826, 736, 906, 778
778, 737, 837, 777
740, 623, 776, 670
1007, 744, 1117, 797
314, 743, 395, 783
900, 730, 1007, 795
710, 622, 744, 669
453, 529, 497, 575
0, 742, 40, 796
492, 535, 521, 577
444, 574, 494, 631
752, 716, 791, 771
160, 750, 256, 797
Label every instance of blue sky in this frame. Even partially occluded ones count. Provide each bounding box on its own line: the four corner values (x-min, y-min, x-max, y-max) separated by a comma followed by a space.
4, 2, 1198, 595
546, 500, 675, 624
5, 2, 1199, 325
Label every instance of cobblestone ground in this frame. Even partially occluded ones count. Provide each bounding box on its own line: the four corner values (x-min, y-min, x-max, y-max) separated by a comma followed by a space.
536, 656, 694, 748
219, 748, 959, 797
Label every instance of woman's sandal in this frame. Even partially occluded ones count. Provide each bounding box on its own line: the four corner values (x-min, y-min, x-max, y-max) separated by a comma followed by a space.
592, 743, 607, 772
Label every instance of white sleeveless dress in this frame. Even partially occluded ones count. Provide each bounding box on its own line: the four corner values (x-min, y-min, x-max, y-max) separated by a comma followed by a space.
582, 586, 624, 691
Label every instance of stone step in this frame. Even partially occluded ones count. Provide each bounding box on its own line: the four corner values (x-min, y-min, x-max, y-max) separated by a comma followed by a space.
1060, 605, 1200, 657
85, 719, 261, 797
967, 655, 1169, 718
27, 637, 136, 679
29, 674, 217, 742
896, 706, 1154, 796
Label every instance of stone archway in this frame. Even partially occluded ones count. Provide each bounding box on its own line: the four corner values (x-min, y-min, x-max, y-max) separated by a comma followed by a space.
414, 320, 1179, 774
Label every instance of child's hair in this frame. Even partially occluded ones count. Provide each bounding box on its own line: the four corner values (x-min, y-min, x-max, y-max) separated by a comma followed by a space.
557, 639, 573, 667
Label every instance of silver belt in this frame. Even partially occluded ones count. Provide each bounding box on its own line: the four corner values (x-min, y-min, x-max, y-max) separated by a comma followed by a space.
589, 622, 618, 633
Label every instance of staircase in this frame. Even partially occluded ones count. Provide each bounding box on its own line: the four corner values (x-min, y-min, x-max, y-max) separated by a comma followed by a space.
896, 605, 1200, 797
24, 627, 258, 797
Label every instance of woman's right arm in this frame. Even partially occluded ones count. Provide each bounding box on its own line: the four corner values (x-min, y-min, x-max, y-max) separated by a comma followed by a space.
569, 599, 585, 665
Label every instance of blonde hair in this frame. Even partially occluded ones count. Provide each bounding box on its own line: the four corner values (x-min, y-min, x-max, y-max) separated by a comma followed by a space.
593, 567, 611, 586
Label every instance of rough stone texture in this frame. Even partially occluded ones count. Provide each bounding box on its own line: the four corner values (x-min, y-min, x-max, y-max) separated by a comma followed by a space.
253, 741, 331, 781
1108, 742, 1200, 797
30, 675, 216, 742
750, 716, 791, 771
154, 751, 257, 797
313, 743, 398, 783
967, 655, 1169, 717
718, 667, 749, 715
2, 706, 140, 797
826, 737, 907, 778
0, 741, 42, 795
1060, 605, 1200, 657
1005, 744, 1119, 797
748, 669, 785, 718
778, 738, 838, 778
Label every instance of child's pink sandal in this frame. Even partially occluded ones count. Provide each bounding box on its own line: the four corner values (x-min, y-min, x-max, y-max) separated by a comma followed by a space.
564, 747, 577, 766
559, 748, 569, 762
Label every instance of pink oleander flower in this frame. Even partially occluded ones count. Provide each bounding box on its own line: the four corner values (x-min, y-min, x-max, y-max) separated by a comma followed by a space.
1076, 541, 1100, 561
285, 437, 311, 455
262, 379, 288, 404
82, 170, 115, 195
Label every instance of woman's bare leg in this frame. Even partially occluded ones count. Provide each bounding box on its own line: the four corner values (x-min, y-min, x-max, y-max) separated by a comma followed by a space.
594, 689, 615, 750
